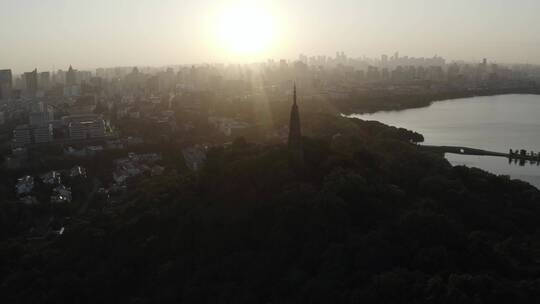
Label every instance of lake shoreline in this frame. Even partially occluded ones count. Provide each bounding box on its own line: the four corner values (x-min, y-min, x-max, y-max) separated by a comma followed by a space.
348, 94, 540, 189
340, 87, 540, 115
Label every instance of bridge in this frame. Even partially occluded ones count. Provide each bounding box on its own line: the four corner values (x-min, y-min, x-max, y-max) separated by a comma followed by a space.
419, 145, 540, 162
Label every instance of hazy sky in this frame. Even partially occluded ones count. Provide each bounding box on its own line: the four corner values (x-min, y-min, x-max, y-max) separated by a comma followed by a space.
1, 0, 540, 73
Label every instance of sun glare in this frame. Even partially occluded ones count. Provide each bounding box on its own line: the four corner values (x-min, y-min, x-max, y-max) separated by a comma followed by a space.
216, 4, 277, 57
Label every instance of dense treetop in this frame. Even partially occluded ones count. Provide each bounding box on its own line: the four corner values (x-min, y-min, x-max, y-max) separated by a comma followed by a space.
1, 115, 539, 304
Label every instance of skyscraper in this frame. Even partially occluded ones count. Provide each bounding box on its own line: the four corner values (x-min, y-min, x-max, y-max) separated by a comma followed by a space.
288, 83, 303, 161
381, 54, 388, 67
66, 65, 77, 86
0, 69, 13, 100
39, 72, 51, 90
24, 69, 38, 97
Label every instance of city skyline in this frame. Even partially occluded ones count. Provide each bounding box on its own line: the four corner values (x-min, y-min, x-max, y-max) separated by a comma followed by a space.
0, 51, 528, 78
2, 0, 540, 73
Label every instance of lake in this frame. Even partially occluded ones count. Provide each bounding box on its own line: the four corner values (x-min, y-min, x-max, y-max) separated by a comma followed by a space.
348, 94, 540, 188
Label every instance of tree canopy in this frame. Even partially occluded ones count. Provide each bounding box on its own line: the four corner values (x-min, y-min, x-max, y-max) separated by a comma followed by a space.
1, 115, 539, 304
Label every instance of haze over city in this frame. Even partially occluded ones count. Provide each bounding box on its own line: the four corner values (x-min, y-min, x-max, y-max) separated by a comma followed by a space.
3, 1, 540, 303
2, 0, 540, 73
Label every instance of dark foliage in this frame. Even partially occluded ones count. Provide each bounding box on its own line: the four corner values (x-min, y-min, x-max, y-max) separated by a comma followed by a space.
1, 116, 540, 303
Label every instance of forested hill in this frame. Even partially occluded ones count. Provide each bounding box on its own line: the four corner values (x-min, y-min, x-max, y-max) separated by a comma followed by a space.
2, 116, 540, 304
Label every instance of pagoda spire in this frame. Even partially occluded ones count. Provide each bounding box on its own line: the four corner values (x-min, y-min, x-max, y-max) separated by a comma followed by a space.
293, 82, 297, 105
288, 82, 303, 162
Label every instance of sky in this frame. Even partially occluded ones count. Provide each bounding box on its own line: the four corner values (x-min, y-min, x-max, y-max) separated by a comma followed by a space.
1, 0, 540, 73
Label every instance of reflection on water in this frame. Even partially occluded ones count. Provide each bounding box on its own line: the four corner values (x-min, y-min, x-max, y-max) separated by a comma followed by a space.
508, 157, 540, 167
349, 94, 540, 189
446, 154, 540, 188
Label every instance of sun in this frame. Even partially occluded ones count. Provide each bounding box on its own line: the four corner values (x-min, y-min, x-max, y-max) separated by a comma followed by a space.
216, 3, 277, 56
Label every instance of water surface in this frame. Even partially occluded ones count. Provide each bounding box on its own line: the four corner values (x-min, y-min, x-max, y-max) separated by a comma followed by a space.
349, 94, 540, 188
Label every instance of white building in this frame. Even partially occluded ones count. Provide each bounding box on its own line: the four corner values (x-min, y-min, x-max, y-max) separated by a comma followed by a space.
41, 171, 61, 185
208, 117, 250, 137
70, 166, 87, 178
62, 114, 106, 140
16, 176, 34, 196
51, 185, 72, 203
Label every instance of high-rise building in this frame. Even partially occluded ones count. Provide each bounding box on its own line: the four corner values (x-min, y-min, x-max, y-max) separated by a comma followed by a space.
78, 70, 92, 83
367, 66, 381, 81
288, 83, 303, 161
39, 72, 51, 90
24, 69, 38, 96
381, 54, 388, 67
33, 123, 53, 144
13, 125, 33, 147
29, 102, 54, 125
0, 69, 13, 100
299, 54, 308, 64
12, 123, 53, 146
54, 69, 66, 84
66, 65, 77, 86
